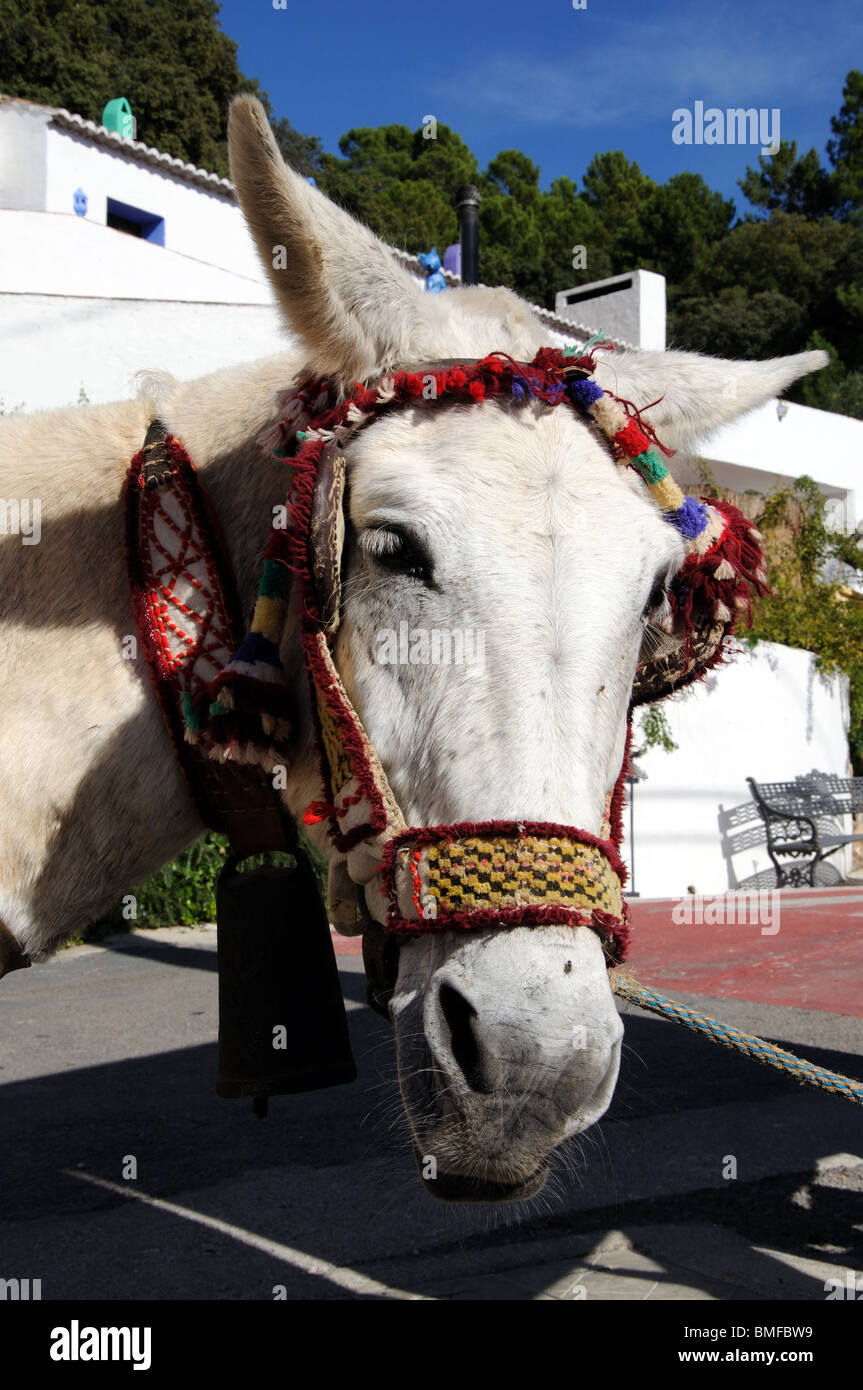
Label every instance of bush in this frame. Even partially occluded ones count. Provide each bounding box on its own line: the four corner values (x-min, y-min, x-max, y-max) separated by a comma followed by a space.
746, 476, 863, 770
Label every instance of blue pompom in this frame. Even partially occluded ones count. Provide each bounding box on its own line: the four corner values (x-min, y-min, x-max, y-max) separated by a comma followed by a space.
568, 378, 604, 409
233, 631, 283, 668
669, 496, 709, 539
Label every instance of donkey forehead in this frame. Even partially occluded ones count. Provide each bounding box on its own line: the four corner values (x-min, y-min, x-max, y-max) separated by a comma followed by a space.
346, 398, 681, 561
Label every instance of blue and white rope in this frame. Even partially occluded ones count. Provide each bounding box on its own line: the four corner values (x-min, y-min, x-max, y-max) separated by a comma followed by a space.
613, 975, 863, 1106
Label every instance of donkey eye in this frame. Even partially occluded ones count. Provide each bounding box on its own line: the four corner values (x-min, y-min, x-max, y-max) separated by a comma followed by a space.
643, 569, 671, 616
360, 526, 432, 583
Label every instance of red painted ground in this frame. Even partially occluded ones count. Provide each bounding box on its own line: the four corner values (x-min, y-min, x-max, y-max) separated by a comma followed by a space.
332, 933, 363, 956
332, 886, 863, 1017
626, 887, 863, 1018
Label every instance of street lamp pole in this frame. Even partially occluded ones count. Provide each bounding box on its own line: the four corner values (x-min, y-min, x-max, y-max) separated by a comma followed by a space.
625, 751, 648, 898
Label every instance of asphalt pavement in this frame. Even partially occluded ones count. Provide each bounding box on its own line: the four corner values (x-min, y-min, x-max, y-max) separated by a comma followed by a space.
0, 920, 861, 1301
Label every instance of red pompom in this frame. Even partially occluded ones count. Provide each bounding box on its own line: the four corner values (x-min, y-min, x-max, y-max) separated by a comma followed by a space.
533, 347, 566, 372
615, 419, 649, 456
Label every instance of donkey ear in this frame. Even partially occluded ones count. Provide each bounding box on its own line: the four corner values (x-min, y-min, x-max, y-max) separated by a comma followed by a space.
228, 96, 422, 380
593, 347, 829, 450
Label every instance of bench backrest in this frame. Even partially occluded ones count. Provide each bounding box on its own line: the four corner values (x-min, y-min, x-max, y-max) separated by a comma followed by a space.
748, 773, 862, 819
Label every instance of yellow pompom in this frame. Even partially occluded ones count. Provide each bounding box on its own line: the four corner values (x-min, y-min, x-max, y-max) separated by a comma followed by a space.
649, 475, 685, 511
251, 595, 285, 643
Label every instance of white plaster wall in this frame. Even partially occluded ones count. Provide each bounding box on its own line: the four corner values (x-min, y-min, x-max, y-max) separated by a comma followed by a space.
0, 102, 265, 281
0, 294, 291, 411
0, 102, 48, 210
625, 641, 852, 899
678, 399, 862, 529
0, 210, 291, 410
43, 126, 263, 279
0, 210, 271, 304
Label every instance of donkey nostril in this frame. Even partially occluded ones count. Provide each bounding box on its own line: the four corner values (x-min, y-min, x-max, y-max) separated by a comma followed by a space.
438, 983, 489, 1094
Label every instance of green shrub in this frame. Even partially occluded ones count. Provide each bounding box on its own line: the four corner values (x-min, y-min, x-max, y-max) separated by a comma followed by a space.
747, 476, 863, 771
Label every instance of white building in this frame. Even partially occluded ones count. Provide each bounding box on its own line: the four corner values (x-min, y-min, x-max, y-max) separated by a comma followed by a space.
2, 94, 859, 896
0, 94, 287, 411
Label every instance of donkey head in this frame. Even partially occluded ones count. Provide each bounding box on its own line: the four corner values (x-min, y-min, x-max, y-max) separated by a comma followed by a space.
229, 97, 826, 1202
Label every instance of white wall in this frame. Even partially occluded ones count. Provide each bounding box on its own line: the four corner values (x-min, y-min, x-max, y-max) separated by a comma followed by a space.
0, 101, 265, 281
0, 212, 289, 410
1, 210, 271, 303
677, 399, 862, 529
0, 295, 289, 412
0, 101, 48, 210
625, 641, 851, 898
43, 126, 263, 279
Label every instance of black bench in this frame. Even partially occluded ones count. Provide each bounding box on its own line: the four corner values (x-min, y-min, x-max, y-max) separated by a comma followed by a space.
746, 772, 863, 887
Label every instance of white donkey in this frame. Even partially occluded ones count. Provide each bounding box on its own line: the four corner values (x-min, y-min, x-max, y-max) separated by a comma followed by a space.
0, 96, 825, 1201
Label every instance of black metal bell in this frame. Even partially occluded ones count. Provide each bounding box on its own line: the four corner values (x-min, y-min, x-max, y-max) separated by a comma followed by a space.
215, 850, 356, 1106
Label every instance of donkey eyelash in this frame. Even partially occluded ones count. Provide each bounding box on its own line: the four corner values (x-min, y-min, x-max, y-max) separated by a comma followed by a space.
639, 617, 679, 662
643, 568, 674, 617
359, 527, 406, 559
359, 525, 433, 582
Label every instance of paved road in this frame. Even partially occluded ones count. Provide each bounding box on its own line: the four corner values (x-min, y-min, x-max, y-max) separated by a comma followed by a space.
0, 923, 861, 1301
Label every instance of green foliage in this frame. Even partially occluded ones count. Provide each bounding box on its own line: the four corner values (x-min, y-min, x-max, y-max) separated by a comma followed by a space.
834, 371, 863, 418
0, 0, 272, 177
668, 210, 863, 408
624, 173, 735, 283
738, 140, 834, 218
317, 122, 478, 254
747, 477, 863, 770
796, 331, 846, 409
637, 705, 678, 755
827, 70, 863, 217
793, 331, 863, 419
671, 286, 807, 360
740, 72, 863, 221
581, 150, 655, 251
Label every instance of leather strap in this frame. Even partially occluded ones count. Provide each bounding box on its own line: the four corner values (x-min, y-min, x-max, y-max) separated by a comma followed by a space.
0, 915, 31, 979
196, 760, 296, 856
308, 443, 346, 635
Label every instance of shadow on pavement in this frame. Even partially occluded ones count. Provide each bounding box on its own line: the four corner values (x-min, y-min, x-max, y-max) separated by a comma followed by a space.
1, 992, 861, 1299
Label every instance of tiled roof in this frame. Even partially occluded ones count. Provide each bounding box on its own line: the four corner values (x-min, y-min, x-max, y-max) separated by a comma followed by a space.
48, 107, 236, 198
0, 96, 235, 197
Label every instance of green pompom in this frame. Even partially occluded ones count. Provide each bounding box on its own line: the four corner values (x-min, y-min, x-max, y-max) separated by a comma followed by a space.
633, 449, 668, 485
259, 558, 291, 599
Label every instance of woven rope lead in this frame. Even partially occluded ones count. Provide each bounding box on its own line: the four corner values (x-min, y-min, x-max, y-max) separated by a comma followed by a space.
612, 976, 863, 1106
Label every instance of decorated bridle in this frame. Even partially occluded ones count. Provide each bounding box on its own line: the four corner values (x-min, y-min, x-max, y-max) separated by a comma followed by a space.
0, 338, 767, 1092
177, 343, 767, 973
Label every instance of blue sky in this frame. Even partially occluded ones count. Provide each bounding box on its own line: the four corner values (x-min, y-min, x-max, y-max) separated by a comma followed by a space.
218, 0, 860, 214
